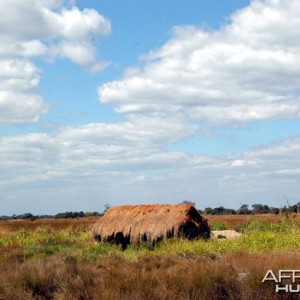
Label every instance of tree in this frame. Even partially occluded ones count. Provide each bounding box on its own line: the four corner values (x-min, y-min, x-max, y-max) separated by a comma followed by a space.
204, 207, 213, 215
237, 204, 251, 215
103, 204, 110, 214
179, 200, 196, 206
212, 206, 226, 215
252, 204, 270, 214
224, 208, 236, 215
270, 207, 279, 214
23, 213, 34, 220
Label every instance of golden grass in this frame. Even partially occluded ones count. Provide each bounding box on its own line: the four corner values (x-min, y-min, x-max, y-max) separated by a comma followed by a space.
0, 250, 299, 299
0, 217, 97, 233
0, 213, 290, 233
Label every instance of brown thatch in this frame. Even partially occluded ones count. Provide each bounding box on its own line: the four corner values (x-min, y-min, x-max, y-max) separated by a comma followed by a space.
91, 204, 210, 248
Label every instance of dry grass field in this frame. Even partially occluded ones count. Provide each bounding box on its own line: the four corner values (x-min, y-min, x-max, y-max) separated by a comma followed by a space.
1, 214, 300, 299
0, 217, 97, 233
0, 213, 288, 233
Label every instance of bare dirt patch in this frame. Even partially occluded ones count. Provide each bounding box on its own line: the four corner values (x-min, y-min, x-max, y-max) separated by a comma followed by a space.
211, 230, 242, 239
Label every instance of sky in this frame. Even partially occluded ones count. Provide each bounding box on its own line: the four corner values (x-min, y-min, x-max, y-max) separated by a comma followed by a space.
1, 0, 300, 215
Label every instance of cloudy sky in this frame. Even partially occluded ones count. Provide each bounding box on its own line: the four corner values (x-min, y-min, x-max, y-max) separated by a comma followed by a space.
1, 0, 300, 215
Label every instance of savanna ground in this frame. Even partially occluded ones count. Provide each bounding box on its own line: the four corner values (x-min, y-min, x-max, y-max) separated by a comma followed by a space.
1, 214, 300, 299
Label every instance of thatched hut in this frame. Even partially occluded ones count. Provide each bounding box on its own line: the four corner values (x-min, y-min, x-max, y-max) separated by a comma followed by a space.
91, 204, 210, 248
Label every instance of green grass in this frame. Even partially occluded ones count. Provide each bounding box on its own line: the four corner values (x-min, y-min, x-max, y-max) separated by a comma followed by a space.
119, 230, 300, 260
209, 221, 229, 230
236, 219, 300, 233
1, 220, 300, 262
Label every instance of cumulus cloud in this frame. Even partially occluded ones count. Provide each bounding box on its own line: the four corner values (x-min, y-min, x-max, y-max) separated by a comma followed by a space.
0, 0, 111, 125
0, 59, 48, 124
0, 1, 111, 62
0, 116, 195, 186
1, 121, 300, 213
99, 0, 300, 123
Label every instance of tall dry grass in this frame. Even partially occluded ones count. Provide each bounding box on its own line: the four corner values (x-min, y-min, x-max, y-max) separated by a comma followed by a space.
1, 252, 300, 299
1, 216, 300, 299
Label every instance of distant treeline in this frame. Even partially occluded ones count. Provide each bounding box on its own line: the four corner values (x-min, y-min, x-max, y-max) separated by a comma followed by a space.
200, 203, 300, 215
177, 200, 300, 216
1, 202, 300, 220
0, 211, 101, 221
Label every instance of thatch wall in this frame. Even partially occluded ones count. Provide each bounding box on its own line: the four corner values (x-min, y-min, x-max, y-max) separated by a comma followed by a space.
91, 204, 210, 248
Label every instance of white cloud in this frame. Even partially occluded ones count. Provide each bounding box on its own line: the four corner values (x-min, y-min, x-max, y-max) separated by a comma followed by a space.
0, 116, 196, 186
99, 0, 300, 123
0, 1, 110, 40
0, 39, 48, 58
0, 59, 48, 124
0, 91, 47, 124
0, 0, 111, 65
0, 0, 111, 124
51, 41, 111, 72
52, 42, 96, 65
57, 7, 111, 40
0, 59, 39, 90
1, 121, 300, 213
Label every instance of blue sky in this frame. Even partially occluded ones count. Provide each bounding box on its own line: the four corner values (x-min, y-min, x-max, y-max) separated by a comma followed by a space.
1, 0, 300, 215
